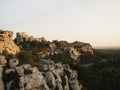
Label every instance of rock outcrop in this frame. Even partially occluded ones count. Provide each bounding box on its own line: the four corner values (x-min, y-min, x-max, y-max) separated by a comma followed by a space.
68, 47, 81, 61
49, 40, 93, 62
15, 32, 46, 45
72, 41, 93, 54
14, 32, 93, 63
40, 59, 82, 90
0, 30, 20, 55
0, 55, 7, 90
15, 32, 29, 45
2, 56, 82, 90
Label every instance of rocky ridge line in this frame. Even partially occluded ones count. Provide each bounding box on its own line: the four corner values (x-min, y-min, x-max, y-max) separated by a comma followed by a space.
15, 32, 93, 62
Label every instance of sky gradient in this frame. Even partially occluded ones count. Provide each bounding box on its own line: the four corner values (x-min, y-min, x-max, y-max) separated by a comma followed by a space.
0, 0, 120, 47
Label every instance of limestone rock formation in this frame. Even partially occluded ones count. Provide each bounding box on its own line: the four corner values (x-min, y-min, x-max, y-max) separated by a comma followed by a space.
72, 41, 93, 54
0, 30, 20, 55
15, 32, 29, 45
40, 59, 82, 90
9, 59, 19, 68
0, 55, 7, 90
14, 32, 93, 63
15, 32, 46, 45
80, 44, 93, 54
50, 40, 93, 62
2, 56, 82, 90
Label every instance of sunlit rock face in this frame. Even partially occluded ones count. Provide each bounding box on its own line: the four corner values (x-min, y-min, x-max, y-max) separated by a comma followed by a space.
72, 41, 93, 54
51, 40, 93, 62
69, 47, 81, 61
2, 56, 82, 90
0, 30, 20, 55
0, 55, 7, 90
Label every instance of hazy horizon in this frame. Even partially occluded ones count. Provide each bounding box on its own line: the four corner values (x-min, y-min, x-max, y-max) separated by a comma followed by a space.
0, 0, 120, 47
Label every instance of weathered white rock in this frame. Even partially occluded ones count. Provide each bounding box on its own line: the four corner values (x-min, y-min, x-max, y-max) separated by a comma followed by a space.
54, 62, 64, 76
5, 69, 15, 74
54, 73, 63, 90
41, 59, 55, 71
45, 71, 56, 89
69, 70, 82, 90
9, 58, 19, 68
15, 66, 24, 76
41, 59, 82, 90
64, 75, 69, 90
3, 58, 82, 90
22, 64, 31, 69
24, 73, 44, 90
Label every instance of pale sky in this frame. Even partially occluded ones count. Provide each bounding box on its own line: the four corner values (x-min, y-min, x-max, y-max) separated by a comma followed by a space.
0, 0, 120, 47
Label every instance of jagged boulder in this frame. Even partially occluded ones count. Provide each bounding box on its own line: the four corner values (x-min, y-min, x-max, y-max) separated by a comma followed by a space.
0, 30, 20, 55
